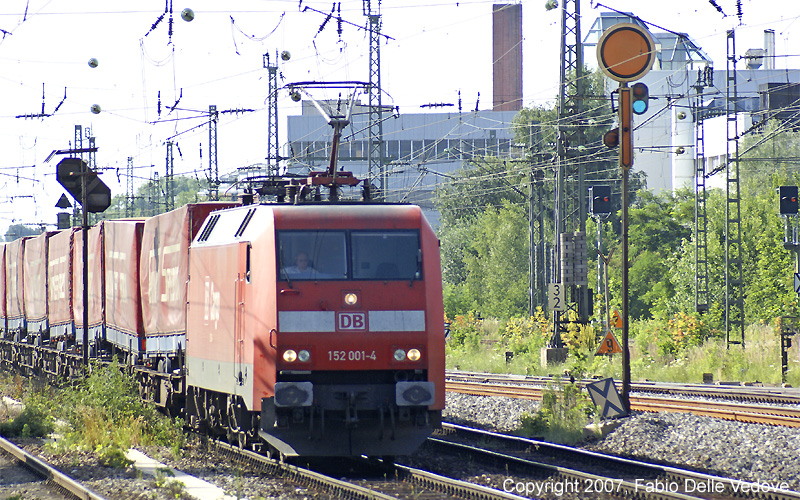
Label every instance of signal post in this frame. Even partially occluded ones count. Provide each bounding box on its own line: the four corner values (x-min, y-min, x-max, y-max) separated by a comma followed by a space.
597, 23, 655, 412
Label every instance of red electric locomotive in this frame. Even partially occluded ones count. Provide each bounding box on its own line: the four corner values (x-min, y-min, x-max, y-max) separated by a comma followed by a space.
184, 202, 445, 456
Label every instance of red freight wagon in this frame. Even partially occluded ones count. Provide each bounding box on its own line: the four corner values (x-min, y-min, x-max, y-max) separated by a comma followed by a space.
48, 228, 77, 341
0, 244, 5, 335
24, 232, 56, 337
5, 238, 27, 336
104, 220, 146, 358
140, 202, 236, 368
185, 203, 445, 456
73, 226, 104, 349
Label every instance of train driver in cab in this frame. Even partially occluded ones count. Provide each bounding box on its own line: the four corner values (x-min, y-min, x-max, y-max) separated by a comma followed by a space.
284, 251, 316, 278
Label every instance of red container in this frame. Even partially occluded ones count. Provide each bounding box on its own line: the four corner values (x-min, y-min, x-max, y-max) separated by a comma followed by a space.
5, 238, 27, 333
73, 226, 104, 345
0, 244, 6, 334
23, 232, 55, 335
140, 203, 236, 358
103, 220, 145, 354
47, 228, 77, 341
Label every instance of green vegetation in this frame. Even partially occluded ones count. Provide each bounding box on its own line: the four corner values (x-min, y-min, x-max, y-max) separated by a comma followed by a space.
518, 380, 597, 445
445, 313, 799, 387
0, 390, 55, 438
154, 468, 187, 498
438, 90, 800, 391
0, 362, 185, 466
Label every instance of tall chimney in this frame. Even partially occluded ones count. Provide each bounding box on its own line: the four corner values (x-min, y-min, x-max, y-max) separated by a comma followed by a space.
492, 4, 522, 111
764, 29, 775, 70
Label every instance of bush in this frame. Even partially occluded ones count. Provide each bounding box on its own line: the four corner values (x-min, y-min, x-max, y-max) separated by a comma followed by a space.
517, 380, 596, 445
51, 361, 185, 462
445, 311, 483, 350
501, 309, 551, 355
0, 391, 55, 438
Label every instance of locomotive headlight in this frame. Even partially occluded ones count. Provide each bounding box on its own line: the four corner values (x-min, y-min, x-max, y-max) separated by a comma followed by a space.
407, 348, 421, 361
297, 349, 311, 362
393, 349, 406, 361
344, 292, 358, 306
283, 349, 298, 362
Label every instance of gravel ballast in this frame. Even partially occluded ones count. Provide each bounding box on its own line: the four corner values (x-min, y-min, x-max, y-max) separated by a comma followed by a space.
4, 385, 800, 497
444, 391, 800, 492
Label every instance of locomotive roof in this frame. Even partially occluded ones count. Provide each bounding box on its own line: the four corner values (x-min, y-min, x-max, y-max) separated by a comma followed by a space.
191, 202, 429, 247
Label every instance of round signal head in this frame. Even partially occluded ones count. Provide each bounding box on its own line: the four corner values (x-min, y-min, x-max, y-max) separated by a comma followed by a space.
597, 23, 656, 82
603, 128, 619, 149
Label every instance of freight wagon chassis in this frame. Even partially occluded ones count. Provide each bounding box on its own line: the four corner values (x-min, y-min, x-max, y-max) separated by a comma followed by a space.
185, 386, 260, 450
134, 367, 186, 419
0, 338, 85, 382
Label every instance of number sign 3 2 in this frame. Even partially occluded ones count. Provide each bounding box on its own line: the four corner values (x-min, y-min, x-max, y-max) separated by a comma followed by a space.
549, 283, 566, 312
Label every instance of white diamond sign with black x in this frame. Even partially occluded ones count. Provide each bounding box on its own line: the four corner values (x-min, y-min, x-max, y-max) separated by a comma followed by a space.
586, 378, 628, 419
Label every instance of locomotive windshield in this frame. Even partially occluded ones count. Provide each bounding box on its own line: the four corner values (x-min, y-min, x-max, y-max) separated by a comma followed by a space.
277, 231, 347, 280
351, 231, 420, 280
277, 230, 421, 281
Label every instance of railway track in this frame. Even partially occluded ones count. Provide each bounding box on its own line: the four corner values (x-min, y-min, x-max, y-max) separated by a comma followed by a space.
447, 370, 800, 404
419, 422, 800, 500
446, 373, 800, 427
211, 438, 533, 500
0, 436, 106, 500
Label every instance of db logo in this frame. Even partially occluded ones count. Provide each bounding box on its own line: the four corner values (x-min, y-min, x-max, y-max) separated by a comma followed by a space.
337, 312, 367, 331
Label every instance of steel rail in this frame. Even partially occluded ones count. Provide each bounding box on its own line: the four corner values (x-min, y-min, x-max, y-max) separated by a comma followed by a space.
211, 440, 402, 500
0, 436, 107, 500
447, 370, 800, 405
426, 431, 706, 500
437, 423, 800, 500
213, 438, 539, 500
446, 381, 800, 427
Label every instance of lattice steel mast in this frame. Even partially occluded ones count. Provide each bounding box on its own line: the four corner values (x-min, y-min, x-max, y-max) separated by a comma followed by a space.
208, 104, 219, 201
166, 141, 175, 211
725, 30, 745, 348
364, 0, 385, 200
693, 67, 712, 314
126, 156, 135, 217
265, 52, 280, 176
551, 0, 587, 348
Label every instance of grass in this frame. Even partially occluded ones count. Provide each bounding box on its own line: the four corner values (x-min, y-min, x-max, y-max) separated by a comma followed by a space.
447, 322, 800, 387
448, 320, 800, 445
0, 361, 186, 466
517, 380, 597, 445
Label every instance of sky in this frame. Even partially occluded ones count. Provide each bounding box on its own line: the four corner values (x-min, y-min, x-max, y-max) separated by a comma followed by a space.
0, 0, 798, 231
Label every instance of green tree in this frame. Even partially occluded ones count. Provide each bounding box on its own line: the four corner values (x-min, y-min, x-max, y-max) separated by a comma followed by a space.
462, 202, 529, 317
4, 223, 44, 241
101, 174, 209, 220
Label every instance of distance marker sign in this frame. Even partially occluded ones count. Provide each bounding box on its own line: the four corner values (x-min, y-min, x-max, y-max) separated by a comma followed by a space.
596, 330, 623, 356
